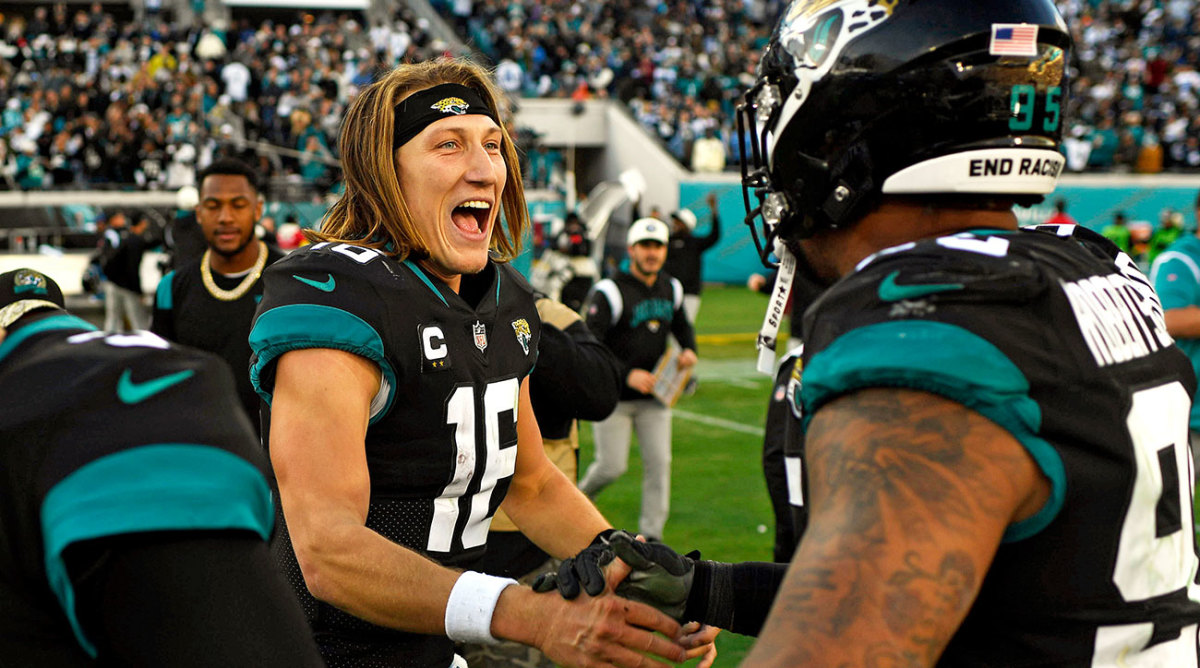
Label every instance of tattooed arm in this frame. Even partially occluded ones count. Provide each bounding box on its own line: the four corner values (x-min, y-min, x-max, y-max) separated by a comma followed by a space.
742, 388, 1049, 667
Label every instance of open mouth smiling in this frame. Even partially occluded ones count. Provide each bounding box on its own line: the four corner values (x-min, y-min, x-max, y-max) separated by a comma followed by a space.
451, 199, 493, 235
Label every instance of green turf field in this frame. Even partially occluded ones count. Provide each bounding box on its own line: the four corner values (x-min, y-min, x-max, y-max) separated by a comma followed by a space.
578, 284, 786, 666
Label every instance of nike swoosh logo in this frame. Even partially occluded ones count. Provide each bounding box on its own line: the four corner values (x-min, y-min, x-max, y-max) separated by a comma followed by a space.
117, 368, 195, 404
293, 273, 336, 292
877, 270, 964, 302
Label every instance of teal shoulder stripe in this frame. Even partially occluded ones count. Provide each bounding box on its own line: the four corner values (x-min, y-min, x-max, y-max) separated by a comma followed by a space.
41, 444, 273, 657
155, 271, 176, 310
495, 266, 502, 306
0, 313, 95, 363
248, 303, 397, 424
403, 260, 448, 306
802, 320, 1065, 542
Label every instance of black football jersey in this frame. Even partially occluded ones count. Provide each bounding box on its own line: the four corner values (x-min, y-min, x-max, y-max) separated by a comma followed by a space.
151, 246, 286, 428
796, 224, 1200, 666
249, 242, 540, 667
764, 349, 807, 563
585, 272, 697, 401
0, 313, 274, 667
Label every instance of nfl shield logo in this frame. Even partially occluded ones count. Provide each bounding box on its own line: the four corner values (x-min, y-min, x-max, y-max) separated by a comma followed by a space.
473, 321, 488, 352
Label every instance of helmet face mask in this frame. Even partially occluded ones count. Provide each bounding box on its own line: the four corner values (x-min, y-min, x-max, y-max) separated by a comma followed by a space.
739, 0, 1072, 267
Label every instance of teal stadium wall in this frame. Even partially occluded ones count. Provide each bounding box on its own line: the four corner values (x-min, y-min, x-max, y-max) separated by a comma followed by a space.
676, 179, 1200, 285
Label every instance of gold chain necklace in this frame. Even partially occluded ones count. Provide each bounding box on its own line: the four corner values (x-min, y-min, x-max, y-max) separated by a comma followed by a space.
201, 241, 268, 301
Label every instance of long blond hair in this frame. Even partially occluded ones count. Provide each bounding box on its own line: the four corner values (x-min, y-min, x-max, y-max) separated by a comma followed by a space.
311, 58, 527, 261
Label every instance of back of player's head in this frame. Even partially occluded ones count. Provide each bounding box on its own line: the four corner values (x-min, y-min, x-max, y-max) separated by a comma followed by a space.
0, 268, 65, 332
739, 0, 1071, 263
316, 57, 528, 261
197, 158, 261, 195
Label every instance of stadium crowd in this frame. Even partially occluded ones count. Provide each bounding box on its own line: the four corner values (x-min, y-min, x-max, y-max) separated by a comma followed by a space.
2, 0, 1200, 193
0, 2, 442, 193
437, 0, 1200, 174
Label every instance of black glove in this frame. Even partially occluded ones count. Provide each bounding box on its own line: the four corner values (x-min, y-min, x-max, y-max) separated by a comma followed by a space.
610, 532, 698, 621
532, 529, 616, 599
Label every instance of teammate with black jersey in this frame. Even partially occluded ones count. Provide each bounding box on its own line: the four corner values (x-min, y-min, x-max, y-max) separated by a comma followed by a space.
152, 158, 285, 431
248, 58, 703, 668
0, 268, 322, 667
548, 1, 1200, 666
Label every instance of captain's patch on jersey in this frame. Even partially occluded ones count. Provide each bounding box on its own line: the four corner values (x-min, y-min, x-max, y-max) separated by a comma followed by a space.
512, 318, 532, 355
420, 324, 452, 373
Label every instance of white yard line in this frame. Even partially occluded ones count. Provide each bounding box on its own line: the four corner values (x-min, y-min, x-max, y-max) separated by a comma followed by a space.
672, 408, 765, 437
693, 359, 766, 381
719, 377, 762, 389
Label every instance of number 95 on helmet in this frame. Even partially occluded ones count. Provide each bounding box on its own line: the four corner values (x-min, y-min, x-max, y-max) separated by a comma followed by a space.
738, 0, 1073, 265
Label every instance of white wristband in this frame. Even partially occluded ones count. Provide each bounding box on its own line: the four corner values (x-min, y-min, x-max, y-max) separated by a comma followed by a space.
444, 571, 517, 645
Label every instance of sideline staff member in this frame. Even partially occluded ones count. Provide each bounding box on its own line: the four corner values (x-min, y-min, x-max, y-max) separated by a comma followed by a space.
579, 217, 697, 541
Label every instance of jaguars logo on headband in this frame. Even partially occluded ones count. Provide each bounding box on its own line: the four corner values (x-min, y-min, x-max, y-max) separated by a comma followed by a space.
431, 97, 470, 115
512, 318, 532, 355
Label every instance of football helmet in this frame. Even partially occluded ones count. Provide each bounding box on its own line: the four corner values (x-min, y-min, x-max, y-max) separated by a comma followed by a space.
739, 0, 1072, 265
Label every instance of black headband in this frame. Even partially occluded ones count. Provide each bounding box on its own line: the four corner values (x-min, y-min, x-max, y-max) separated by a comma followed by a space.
393, 83, 499, 150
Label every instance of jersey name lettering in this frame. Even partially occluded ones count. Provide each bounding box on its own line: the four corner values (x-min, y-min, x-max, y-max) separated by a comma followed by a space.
1062, 271, 1171, 367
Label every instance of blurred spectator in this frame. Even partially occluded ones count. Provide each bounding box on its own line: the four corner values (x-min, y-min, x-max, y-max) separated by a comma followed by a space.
1102, 211, 1133, 255
1044, 197, 1078, 225
97, 211, 150, 331
664, 191, 721, 325
527, 144, 562, 189
1149, 209, 1187, 264
1150, 190, 1200, 461
691, 127, 726, 173
553, 211, 595, 312
555, 212, 591, 258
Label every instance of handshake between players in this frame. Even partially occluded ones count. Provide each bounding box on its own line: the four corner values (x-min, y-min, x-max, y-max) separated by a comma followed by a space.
537, 531, 731, 668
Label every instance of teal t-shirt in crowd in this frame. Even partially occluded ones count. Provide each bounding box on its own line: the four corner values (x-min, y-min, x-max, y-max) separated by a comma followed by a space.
1151, 234, 1200, 431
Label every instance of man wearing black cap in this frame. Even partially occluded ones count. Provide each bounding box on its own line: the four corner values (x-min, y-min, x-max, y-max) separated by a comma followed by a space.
97, 210, 150, 332
663, 191, 721, 325
0, 267, 322, 667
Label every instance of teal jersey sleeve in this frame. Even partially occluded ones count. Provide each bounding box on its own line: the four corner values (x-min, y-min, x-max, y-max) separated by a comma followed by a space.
801, 318, 1065, 542
1151, 249, 1200, 311
154, 270, 176, 311
42, 444, 273, 657
248, 243, 399, 422
798, 230, 1094, 541
0, 323, 276, 658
